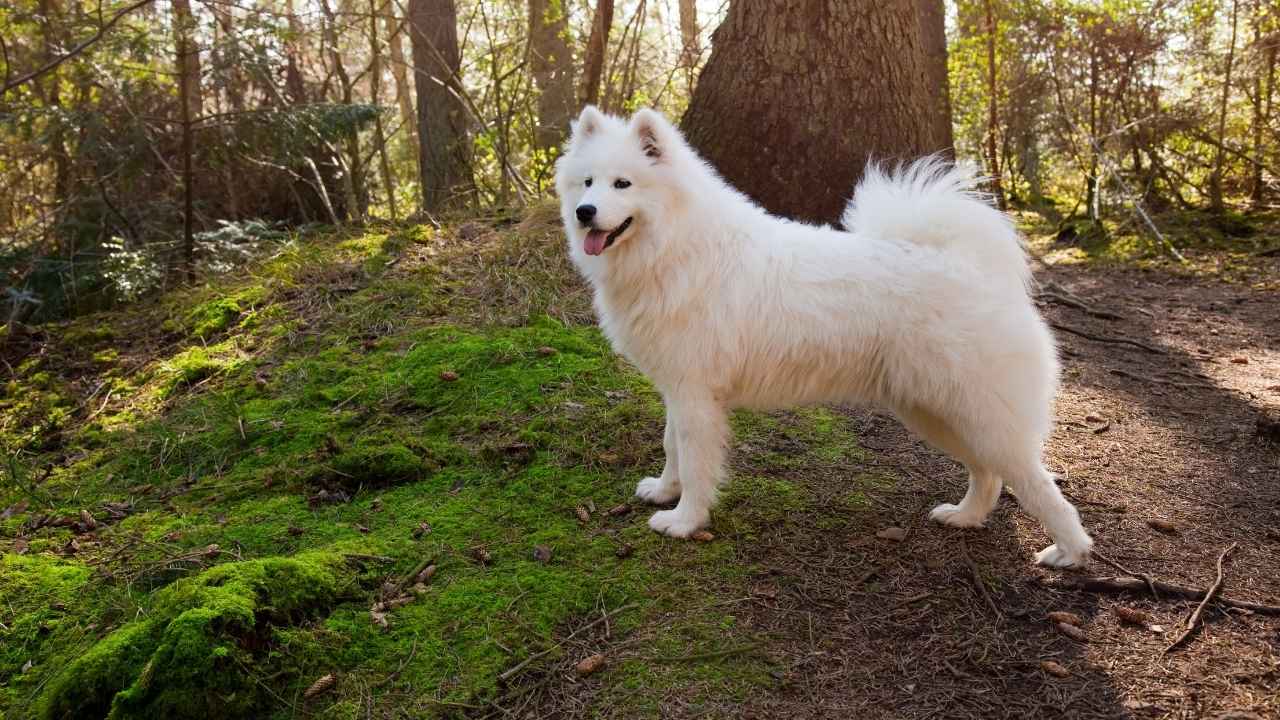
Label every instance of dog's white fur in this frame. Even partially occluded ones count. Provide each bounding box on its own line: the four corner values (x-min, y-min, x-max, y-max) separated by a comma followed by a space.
555, 106, 1093, 568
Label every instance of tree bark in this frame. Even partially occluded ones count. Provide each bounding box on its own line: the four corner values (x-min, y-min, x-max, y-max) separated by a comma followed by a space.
529, 0, 576, 152
1210, 0, 1240, 213
407, 0, 471, 212
681, 0, 954, 224
580, 0, 614, 106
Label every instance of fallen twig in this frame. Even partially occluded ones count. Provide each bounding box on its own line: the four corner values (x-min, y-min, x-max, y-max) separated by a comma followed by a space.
1094, 550, 1159, 600
1049, 322, 1166, 354
959, 538, 1002, 621
1164, 543, 1238, 654
497, 602, 638, 683
1036, 282, 1124, 320
1108, 368, 1214, 390
1044, 574, 1279, 615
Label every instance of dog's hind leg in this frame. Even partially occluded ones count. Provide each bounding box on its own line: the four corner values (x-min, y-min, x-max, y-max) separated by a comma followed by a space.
648, 394, 727, 538
636, 403, 682, 505
898, 407, 1001, 528
998, 457, 1093, 568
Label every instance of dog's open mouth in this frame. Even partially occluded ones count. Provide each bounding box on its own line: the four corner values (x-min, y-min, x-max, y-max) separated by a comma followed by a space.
584, 217, 633, 256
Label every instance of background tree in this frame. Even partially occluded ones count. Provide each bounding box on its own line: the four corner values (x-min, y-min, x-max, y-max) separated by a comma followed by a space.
681, 0, 954, 224
407, 0, 472, 212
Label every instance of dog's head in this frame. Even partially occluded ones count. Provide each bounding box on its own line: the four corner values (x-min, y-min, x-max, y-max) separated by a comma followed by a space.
554, 106, 684, 260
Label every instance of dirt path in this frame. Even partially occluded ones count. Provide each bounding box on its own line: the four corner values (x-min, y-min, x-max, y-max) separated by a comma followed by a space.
542, 261, 1280, 719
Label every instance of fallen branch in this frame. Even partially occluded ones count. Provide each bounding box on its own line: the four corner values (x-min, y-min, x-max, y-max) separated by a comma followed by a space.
1094, 550, 1160, 600
1164, 543, 1238, 654
1044, 574, 1280, 615
1108, 368, 1215, 390
959, 538, 1002, 620
497, 602, 638, 683
1049, 322, 1166, 355
1036, 282, 1124, 320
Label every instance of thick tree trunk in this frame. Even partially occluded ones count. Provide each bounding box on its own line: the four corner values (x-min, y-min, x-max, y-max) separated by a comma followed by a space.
1210, 0, 1240, 213
681, 0, 954, 224
407, 0, 471, 212
528, 0, 576, 152
580, 0, 614, 106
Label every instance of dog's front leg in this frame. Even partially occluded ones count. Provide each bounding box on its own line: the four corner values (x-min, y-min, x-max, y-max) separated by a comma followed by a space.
636, 402, 682, 504
647, 394, 727, 538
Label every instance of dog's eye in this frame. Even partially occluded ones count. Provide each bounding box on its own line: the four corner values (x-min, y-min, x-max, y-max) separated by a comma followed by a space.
613, 179, 631, 189
584, 178, 593, 187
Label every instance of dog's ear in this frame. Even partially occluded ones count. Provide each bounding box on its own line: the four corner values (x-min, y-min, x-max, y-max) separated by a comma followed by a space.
570, 105, 604, 141
631, 108, 673, 162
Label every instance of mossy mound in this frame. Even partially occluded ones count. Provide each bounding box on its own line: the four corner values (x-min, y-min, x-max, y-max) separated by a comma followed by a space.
37, 553, 350, 720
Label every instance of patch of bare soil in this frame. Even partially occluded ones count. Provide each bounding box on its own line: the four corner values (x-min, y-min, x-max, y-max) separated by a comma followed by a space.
535, 258, 1280, 719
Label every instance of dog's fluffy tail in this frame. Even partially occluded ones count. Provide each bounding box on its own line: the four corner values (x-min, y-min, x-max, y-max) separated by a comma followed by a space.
842, 158, 1030, 292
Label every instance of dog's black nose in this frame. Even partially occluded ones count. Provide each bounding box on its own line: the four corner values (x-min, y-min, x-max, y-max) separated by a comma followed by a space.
576, 204, 597, 224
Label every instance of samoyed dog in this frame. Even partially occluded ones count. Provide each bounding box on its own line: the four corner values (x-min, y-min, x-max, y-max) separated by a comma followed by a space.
555, 106, 1093, 568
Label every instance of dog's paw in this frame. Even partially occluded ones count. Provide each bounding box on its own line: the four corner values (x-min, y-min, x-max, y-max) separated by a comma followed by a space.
1034, 543, 1091, 569
928, 502, 986, 528
648, 508, 708, 538
635, 477, 680, 505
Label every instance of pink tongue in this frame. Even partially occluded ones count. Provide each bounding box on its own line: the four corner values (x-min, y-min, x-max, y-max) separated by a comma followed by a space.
584, 229, 609, 256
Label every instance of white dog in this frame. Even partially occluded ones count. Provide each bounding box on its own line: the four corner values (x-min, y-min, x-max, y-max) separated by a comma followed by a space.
555, 106, 1093, 568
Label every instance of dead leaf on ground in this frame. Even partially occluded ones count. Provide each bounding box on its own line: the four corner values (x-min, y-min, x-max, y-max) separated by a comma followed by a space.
691, 530, 715, 542
533, 545, 553, 564
607, 503, 631, 517
1146, 518, 1179, 533
412, 521, 431, 539
439, 370, 459, 382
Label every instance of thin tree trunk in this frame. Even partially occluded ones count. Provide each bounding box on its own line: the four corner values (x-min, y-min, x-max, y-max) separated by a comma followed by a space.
172, 0, 200, 279
1087, 46, 1099, 220
407, 0, 471, 212
529, 0, 576, 152
916, 0, 953, 157
678, 0, 699, 91
370, 0, 399, 219
682, 0, 953, 224
385, 3, 419, 149
319, 0, 364, 220
580, 0, 614, 106
1251, 0, 1274, 206
1211, 0, 1240, 213
283, 0, 307, 103
983, 0, 1006, 209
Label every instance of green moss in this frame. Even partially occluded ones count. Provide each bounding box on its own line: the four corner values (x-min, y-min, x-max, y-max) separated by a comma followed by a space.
1, 219, 876, 719
37, 553, 350, 720
187, 286, 269, 338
